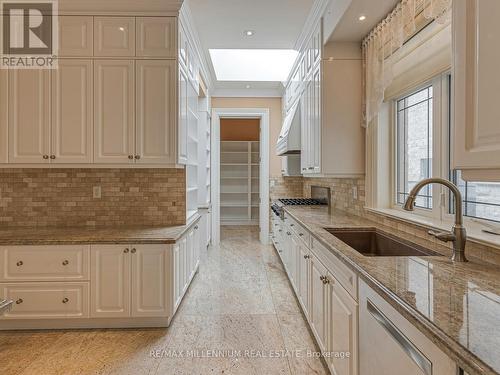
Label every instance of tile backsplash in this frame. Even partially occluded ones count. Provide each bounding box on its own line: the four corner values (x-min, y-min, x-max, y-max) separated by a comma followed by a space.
269, 176, 304, 200
0, 169, 185, 227
275, 175, 500, 267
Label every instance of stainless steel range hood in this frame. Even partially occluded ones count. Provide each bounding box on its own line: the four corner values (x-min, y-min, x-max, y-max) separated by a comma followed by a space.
276, 101, 301, 156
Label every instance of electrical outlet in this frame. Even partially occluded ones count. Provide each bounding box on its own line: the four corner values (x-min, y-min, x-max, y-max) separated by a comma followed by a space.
93, 186, 101, 199
352, 186, 358, 200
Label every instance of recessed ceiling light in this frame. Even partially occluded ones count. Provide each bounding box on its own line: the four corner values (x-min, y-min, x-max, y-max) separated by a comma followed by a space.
358, 15, 366, 21
246, 85, 251, 89
119, 27, 125, 31
244, 30, 254, 37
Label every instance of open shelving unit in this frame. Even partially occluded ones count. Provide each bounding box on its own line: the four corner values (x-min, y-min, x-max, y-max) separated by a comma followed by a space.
186, 82, 199, 220
220, 141, 260, 225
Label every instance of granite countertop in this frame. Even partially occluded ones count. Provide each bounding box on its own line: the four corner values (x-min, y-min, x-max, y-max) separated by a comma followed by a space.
0, 213, 201, 245
283, 206, 500, 375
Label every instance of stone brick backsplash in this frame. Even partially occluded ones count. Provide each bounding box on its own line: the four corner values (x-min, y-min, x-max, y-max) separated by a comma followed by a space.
271, 175, 500, 267
270, 176, 304, 200
0, 169, 185, 227
303, 177, 366, 217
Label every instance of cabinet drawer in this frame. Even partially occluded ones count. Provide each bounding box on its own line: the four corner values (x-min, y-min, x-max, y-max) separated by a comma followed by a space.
312, 237, 357, 300
0, 282, 89, 319
287, 216, 310, 246
0, 245, 90, 281
94, 17, 135, 57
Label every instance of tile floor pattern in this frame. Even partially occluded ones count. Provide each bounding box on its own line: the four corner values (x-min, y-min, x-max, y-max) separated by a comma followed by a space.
0, 226, 328, 375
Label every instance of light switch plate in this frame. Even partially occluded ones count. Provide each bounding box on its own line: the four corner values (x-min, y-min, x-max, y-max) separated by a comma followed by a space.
93, 186, 102, 199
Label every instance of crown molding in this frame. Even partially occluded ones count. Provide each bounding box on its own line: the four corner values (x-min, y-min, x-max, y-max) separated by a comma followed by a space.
212, 87, 283, 98
179, 2, 215, 93
57, 0, 182, 15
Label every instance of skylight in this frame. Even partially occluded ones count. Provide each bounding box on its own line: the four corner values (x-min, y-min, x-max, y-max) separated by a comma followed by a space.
209, 49, 298, 82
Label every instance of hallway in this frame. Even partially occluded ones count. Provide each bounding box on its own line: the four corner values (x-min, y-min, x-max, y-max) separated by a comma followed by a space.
0, 227, 327, 375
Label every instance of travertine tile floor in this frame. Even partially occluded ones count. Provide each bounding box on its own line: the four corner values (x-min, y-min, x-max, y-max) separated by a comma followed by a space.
0, 226, 328, 375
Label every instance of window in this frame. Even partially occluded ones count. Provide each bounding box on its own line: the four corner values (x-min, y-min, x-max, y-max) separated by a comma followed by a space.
452, 169, 500, 224
396, 86, 434, 209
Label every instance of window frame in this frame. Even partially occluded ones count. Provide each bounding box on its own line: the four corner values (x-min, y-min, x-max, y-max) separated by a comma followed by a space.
391, 74, 450, 220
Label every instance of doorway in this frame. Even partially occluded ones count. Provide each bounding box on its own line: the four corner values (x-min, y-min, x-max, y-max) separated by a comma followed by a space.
211, 108, 270, 246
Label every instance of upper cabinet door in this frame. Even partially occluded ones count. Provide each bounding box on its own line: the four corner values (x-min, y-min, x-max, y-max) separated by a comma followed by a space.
0, 69, 7, 163
94, 60, 135, 163
178, 68, 188, 165
135, 60, 176, 164
58, 16, 93, 57
8, 69, 50, 164
312, 64, 322, 174
52, 59, 93, 163
453, 0, 500, 171
94, 17, 135, 57
130, 245, 170, 317
136, 17, 177, 58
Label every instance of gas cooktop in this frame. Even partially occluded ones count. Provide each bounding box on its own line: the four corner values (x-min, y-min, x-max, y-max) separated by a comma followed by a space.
277, 198, 327, 206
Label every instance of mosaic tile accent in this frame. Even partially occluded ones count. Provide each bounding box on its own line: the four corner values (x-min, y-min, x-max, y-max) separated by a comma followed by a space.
0, 168, 185, 227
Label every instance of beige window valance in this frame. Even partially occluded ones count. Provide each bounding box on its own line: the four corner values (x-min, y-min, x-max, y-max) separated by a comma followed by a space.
362, 0, 452, 127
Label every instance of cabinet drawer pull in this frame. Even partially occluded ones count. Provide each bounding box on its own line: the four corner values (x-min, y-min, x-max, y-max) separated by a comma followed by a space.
134, 155, 141, 160
62, 298, 69, 304
43, 155, 49, 160
16, 298, 23, 304
62, 260, 69, 266
124, 248, 130, 253
16, 261, 23, 267
194, 225, 199, 230
367, 299, 432, 375
299, 233, 304, 237
50, 155, 56, 159
319, 275, 325, 281
131, 248, 136, 254
290, 223, 294, 227
128, 155, 134, 160
322, 277, 331, 285
287, 232, 291, 236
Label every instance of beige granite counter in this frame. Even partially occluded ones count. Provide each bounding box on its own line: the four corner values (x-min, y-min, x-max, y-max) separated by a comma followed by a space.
283, 206, 500, 375
0, 213, 201, 245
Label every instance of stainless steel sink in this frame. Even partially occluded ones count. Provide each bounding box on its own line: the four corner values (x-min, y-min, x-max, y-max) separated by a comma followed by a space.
325, 228, 441, 257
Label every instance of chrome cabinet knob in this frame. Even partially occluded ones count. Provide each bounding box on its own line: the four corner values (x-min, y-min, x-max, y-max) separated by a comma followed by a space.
16, 298, 23, 304
131, 248, 136, 254
62, 260, 69, 266
62, 298, 69, 304
16, 261, 23, 267
124, 248, 130, 254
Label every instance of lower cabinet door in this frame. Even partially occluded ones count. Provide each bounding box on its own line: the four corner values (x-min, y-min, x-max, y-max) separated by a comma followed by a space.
131, 245, 169, 317
179, 236, 188, 294
1, 282, 89, 319
328, 277, 358, 375
309, 253, 328, 351
172, 242, 182, 310
297, 244, 310, 317
91, 245, 131, 317
193, 223, 200, 270
186, 228, 194, 281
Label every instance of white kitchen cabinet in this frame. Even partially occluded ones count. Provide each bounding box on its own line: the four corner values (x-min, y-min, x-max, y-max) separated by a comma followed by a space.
172, 242, 183, 310
309, 252, 328, 352
8, 69, 50, 164
453, 0, 500, 172
297, 239, 310, 318
52, 59, 93, 163
136, 60, 176, 164
58, 16, 93, 57
1, 282, 89, 319
327, 277, 358, 375
94, 60, 135, 164
136, 17, 176, 57
91, 245, 131, 318
94, 17, 135, 57
131, 245, 170, 317
0, 69, 8, 163
178, 68, 188, 165
359, 280, 456, 375
0, 245, 89, 282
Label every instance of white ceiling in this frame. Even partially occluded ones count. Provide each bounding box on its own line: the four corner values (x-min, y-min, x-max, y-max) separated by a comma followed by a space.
329, 0, 399, 42
187, 0, 315, 95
